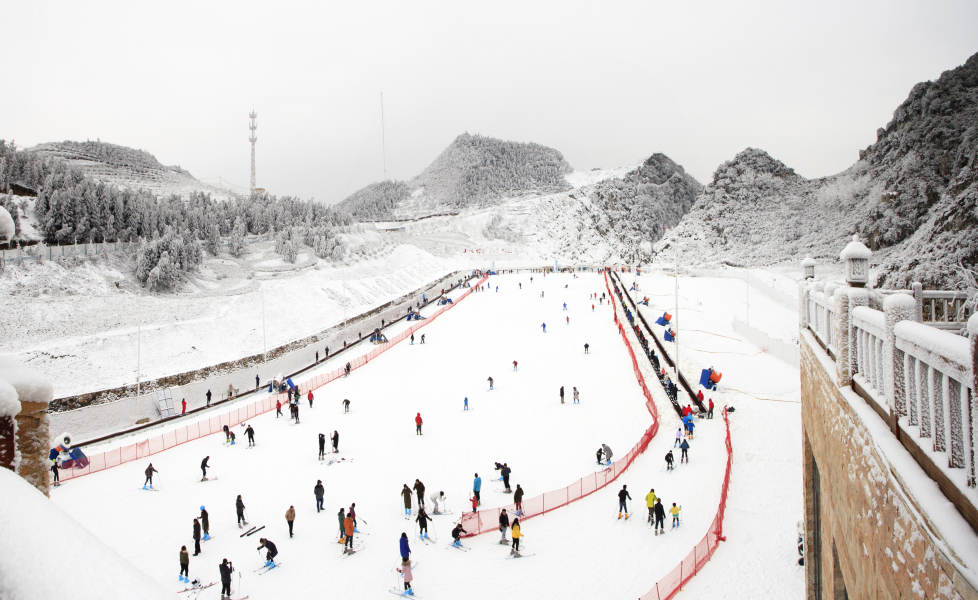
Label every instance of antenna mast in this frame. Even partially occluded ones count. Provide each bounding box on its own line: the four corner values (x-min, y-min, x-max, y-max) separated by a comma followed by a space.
381, 93, 387, 177
249, 111, 258, 194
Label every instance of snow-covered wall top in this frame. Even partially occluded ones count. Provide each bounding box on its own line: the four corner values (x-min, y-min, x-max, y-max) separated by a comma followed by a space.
0, 467, 173, 600
0, 377, 20, 418
0, 355, 52, 409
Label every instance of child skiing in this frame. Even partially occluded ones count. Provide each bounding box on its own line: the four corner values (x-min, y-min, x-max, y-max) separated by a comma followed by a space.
451, 523, 467, 548
670, 503, 682, 528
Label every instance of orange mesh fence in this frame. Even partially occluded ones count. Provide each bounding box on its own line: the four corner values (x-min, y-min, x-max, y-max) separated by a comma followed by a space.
460, 270, 661, 535
57, 275, 489, 482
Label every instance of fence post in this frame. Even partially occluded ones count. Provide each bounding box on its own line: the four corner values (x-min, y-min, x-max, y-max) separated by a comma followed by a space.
679, 561, 683, 591
694, 546, 697, 574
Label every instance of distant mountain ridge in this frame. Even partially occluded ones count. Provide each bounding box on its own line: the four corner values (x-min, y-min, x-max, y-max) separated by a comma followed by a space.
658, 51, 978, 289
338, 133, 573, 220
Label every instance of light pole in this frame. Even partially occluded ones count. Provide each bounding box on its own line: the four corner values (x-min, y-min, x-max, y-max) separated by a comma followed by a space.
136, 292, 142, 400
675, 240, 681, 381
260, 286, 267, 360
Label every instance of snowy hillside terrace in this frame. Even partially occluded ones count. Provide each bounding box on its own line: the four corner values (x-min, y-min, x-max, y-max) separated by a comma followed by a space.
801, 274, 978, 544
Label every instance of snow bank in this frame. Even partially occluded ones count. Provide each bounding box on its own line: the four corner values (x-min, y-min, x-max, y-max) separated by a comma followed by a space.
0, 206, 13, 241
0, 355, 53, 408
0, 377, 20, 418
0, 467, 172, 600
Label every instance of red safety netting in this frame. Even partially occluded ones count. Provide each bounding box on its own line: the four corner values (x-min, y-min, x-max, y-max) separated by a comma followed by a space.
640, 407, 731, 600
459, 270, 661, 535
57, 275, 490, 482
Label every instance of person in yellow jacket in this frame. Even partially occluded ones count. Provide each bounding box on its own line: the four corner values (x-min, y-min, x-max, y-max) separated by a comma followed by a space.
670, 503, 682, 529
510, 518, 524, 556
645, 489, 657, 524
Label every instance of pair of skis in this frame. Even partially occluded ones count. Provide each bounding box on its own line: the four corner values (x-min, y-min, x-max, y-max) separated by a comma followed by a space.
178, 581, 215, 594
255, 561, 282, 575
239, 525, 264, 538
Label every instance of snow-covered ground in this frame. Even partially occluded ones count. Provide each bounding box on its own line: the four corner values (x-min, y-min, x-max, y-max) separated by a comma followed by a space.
51, 270, 803, 599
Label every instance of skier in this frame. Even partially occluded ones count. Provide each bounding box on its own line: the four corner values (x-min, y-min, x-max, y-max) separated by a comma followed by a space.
223, 425, 231, 443
179, 545, 190, 583
680, 438, 690, 463
343, 513, 356, 553
618, 485, 631, 519
566, 316, 569, 325
463, 397, 469, 411
563, 302, 567, 310
514, 485, 525, 516
236, 495, 248, 528
708, 398, 714, 419
285, 506, 295, 538
400, 531, 412, 564
674, 428, 683, 447
228, 430, 236, 445
337, 508, 347, 543
189, 517, 201, 557
345, 362, 351, 377
541, 323, 546, 333
687, 419, 696, 440
414, 479, 426, 507
349, 503, 359, 531
332, 430, 340, 453
182, 399, 187, 414
665, 450, 675, 471
416, 507, 432, 540
500, 463, 512, 492
421, 334, 425, 344
654, 499, 666, 534
314, 480, 325, 512
451, 523, 467, 548
469, 494, 479, 513
255, 374, 260, 390
645, 489, 657, 523
307, 390, 314, 408
670, 503, 682, 528
257, 538, 278, 566
200, 506, 210, 540
293, 401, 300, 424
512, 360, 518, 371
245, 425, 255, 447
473, 473, 482, 505
411, 333, 415, 345
51, 461, 59, 487
219, 558, 234, 599
573, 387, 579, 404
415, 413, 423, 435
487, 376, 494, 390
206, 389, 212, 405
343, 399, 351, 413
398, 558, 415, 596
200, 456, 210, 481
601, 444, 613, 466
276, 399, 282, 418
559, 386, 565, 404
402, 484, 414, 516
584, 343, 589, 354
319, 433, 326, 459
592, 304, 595, 312
498, 508, 510, 543
144, 463, 158, 489
596, 447, 604, 464
430, 491, 446, 514
510, 518, 523, 556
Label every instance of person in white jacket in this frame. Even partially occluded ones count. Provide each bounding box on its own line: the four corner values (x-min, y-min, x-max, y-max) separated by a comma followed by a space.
430, 491, 447, 514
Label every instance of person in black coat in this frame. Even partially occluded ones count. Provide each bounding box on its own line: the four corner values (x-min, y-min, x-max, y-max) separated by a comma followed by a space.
314, 480, 325, 512
192, 518, 202, 556
500, 464, 512, 492
258, 538, 278, 565
498, 508, 510, 542
219, 558, 234, 597
200, 456, 210, 480
653, 499, 666, 534
318, 433, 326, 459
617, 485, 631, 518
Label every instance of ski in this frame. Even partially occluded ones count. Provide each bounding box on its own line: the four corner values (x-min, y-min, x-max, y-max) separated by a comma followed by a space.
239, 526, 258, 538
446, 544, 470, 552
141, 487, 160, 492
178, 582, 216, 593
199, 477, 218, 482
497, 539, 510, 545
342, 544, 364, 558
257, 562, 282, 575
429, 511, 454, 516
389, 590, 421, 598
505, 553, 535, 559
245, 525, 265, 537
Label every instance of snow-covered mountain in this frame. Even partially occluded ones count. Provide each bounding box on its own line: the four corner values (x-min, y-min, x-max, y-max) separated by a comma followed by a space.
658, 51, 978, 289
28, 140, 241, 200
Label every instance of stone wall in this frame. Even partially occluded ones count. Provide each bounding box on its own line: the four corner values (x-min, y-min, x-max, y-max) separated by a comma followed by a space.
801, 335, 978, 600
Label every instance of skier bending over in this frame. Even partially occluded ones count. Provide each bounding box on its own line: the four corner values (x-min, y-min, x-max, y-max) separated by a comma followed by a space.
618, 485, 632, 519
257, 538, 278, 566
343, 398, 351, 413
223, 425, 231, 442
143, 463, 158, 489
601, 444, 613, 466
200, 456, 210, 480
430, 491, 446, 514
596, 448, 604, 464
451, 523, 468, 548
416, 508, 432, 540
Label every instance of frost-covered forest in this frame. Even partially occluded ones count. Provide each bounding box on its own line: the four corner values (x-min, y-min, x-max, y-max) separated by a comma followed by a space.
339, 133, 573, 220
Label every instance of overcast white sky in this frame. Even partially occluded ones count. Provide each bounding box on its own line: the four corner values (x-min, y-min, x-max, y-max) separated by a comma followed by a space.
4, 0, 977, 204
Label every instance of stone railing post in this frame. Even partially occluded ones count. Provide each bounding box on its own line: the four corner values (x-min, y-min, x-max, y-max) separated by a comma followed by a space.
913, 282, 923, 322
0, 357, 54, 496
835, 288, 852, 386
799, 282, 810, 330
884, 294, 916, 432
0, 379, 19, 472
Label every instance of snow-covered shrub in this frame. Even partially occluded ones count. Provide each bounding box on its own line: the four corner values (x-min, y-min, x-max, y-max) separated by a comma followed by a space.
135, 229, 201, 290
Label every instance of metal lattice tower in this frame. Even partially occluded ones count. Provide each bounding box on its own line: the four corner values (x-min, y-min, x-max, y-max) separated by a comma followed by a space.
249, 111, 258, 194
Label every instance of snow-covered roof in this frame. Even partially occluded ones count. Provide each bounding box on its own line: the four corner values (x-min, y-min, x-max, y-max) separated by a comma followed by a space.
840, 235, 872, 260
801, 256, 816, 267
0, 356, 52, 409
0, 468, 173, 600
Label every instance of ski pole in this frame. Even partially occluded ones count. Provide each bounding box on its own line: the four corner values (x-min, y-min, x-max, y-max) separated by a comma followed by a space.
157, 472, 163, 491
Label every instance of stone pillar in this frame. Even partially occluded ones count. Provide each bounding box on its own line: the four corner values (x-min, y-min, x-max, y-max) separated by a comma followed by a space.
0, 357, 54, 496
884, 294, 916, 432
0, 379, 19, 472
799, 282, 810, 329
835, 288, 852, 386
912, 282, 923, 323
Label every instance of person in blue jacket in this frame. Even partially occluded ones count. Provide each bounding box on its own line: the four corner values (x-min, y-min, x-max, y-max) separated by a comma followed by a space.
473, 473, 482, 506
680, 438, 690, 463
541, 323, 546, 333
400, 532, 411, 563
686, 419, 696, 440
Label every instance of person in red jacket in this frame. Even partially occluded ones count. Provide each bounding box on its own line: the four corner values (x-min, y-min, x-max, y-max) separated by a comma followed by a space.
696, 389, 704, 403
415, 413, 423, 435
275, 399, 282, 418
181, 399, 187, 414
708, 398, 715, 419
307, 390, 314, 408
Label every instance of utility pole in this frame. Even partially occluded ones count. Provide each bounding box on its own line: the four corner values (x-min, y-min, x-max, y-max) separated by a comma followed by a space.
260, 286, 267, 360
249, 111, 258, 194
136, 293, 142, 400
381, 93, 387, 177
675, 241, 680, 381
